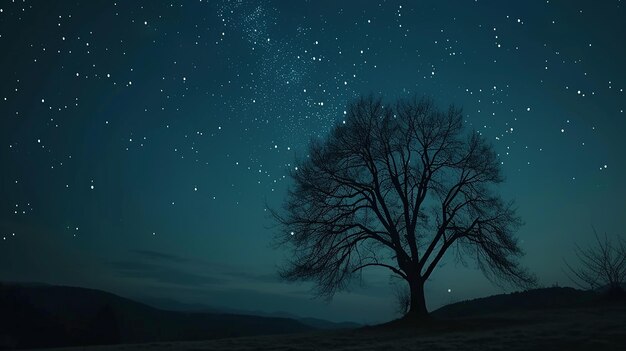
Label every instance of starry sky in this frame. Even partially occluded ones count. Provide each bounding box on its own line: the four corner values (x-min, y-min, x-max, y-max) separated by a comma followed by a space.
1, 0, 625, 323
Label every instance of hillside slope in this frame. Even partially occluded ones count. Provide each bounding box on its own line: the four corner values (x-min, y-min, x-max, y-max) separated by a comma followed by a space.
431, 287, 597, 318
0, 283, 313, 349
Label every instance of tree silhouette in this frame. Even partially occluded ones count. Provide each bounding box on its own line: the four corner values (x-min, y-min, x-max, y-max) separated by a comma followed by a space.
272, 95, 535, 321
564, 228, 626, 299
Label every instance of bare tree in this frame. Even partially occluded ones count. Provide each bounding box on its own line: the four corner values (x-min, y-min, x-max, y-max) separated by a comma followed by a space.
272, 96, 535, 321
564, 228, 626, 298
392, 281, 411, 316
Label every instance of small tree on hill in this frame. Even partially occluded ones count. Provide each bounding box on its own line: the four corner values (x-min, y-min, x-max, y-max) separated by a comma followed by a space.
272, 95, 536, 321
564, 229, 626, 298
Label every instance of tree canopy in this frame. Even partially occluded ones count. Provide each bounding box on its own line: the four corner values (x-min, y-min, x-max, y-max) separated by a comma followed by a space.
273, 95, 535, 319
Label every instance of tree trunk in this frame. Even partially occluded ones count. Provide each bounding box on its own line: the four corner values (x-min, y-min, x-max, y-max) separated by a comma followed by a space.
404, 278, 429, 321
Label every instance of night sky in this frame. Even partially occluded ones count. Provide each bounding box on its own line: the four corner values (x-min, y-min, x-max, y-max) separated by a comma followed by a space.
1, 0, 625, 323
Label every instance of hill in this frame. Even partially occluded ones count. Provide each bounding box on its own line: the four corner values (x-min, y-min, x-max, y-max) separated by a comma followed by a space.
140, 297, 361, 330
4, 284, 621, 350
0, 283, 314, 349
41, 298, 626, 350
431, 287, 598, 318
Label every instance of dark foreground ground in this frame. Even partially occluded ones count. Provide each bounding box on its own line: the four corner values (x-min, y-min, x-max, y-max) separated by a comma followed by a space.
45, 301, 626, 351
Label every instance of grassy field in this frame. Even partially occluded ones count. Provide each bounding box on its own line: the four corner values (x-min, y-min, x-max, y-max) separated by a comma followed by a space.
46, 301, 626, 351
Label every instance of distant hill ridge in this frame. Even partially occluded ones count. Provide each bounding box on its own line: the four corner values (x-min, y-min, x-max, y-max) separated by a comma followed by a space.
140, 296, 361, 330
432, 287, 597, 318
0, 283, 315, 349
